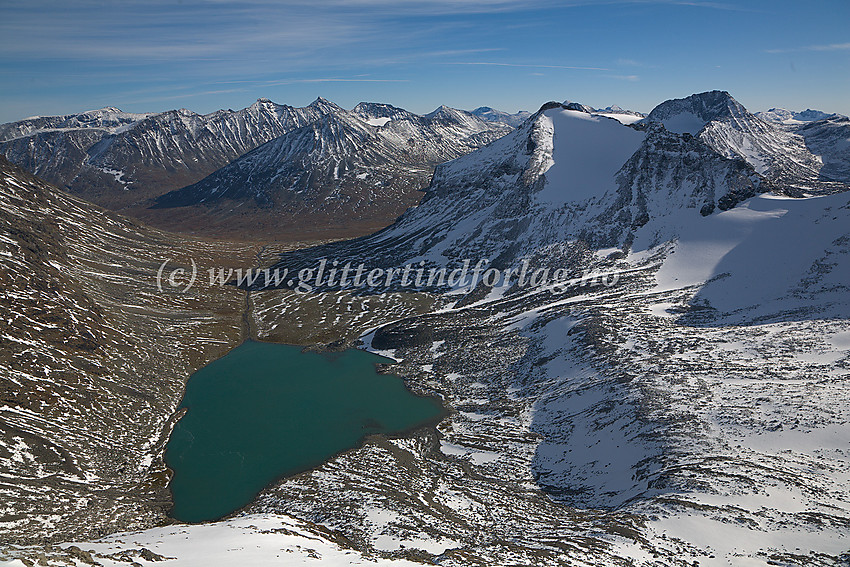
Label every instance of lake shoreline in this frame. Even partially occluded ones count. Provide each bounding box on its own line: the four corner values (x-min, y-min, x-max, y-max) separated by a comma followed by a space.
163, 339, 451, 524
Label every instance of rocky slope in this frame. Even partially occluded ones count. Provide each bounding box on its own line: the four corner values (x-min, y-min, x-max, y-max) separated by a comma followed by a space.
0, 155, 253, 544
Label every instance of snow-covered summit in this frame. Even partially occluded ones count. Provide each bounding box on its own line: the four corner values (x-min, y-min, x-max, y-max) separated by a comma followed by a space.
309, 96, 345, 114
0, 106, 154, 141
351, 102, 417, 126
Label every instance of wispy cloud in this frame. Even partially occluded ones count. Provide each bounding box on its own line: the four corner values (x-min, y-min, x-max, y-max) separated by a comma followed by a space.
448, 62, 610, 71
604, 74, 640, 81
616, 58, 643, 67
262, 78, 410, 86
765, 42, 850, 54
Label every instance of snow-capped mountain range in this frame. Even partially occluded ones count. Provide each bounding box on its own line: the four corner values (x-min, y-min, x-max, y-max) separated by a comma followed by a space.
0, 98, 334, 208
0, 98, 516, 239
149, 100, 512, 238
644, 91, 849, 195
262, 91, 848, 284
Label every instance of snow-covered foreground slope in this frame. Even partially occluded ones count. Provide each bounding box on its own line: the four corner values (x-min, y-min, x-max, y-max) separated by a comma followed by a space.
649, 192, 850, 316
246, 199, 850, 564
1, 515, 423, 567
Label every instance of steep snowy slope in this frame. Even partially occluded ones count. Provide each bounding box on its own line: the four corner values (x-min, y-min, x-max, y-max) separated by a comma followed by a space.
0, 156, 252, 544
795, 114, 850, 184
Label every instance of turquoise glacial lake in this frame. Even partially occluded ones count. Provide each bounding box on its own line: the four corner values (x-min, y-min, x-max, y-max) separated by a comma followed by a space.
165, 340, 443, 523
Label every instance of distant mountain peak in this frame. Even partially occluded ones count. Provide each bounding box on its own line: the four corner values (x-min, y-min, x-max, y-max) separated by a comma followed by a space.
309, 96, 342, 112
756, 107, 837, 124
85, 106, 124, 114
646, 90, 746, 135
425, 105, 458, 119
470, 106, 532, 127
351, 102, 413, 122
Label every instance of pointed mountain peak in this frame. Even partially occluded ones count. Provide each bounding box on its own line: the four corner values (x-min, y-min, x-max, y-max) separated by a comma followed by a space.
248, 97, 282, 111
308, 96, 343, 113
425, 105, 471, 122
426, 105, 454, 115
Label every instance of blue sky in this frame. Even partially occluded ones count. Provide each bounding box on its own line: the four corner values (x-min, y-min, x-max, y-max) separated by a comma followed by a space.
1, 0, 848, 123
